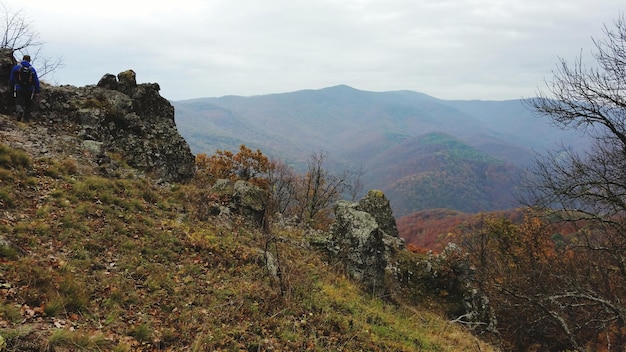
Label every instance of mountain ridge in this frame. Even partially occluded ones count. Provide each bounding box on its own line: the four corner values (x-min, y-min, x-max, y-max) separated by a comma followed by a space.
173, 85, 584, 214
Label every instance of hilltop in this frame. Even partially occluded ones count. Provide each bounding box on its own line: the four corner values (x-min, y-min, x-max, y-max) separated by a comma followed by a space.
0, 65, 497, 350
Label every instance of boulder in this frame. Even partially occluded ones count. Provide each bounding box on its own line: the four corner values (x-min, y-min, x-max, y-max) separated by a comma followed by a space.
212, 179, 268, 226
329, 190, 403, 295
233, 180, 268, 226
358, 190, 399, 238
97, 74, 119, 90
117, 69, 137, 88
358, 190, 404, 254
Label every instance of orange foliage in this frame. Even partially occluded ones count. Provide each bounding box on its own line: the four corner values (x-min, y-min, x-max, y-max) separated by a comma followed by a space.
397, 208, 525, 253
195, 145, 274, 189
406, 243, 429, 254
454, 211, 626, 350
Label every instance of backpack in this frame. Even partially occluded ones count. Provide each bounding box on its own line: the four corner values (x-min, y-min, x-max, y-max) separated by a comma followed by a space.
16, 64, 33, 86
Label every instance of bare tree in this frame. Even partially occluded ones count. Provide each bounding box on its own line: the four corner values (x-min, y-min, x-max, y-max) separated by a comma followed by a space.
517, 13, 626, 349
524, 13, 626, 268
268, 155, 366, 228
347, 165, 365, 201
292, 151, 353, 226
267, 158, 297, 215
0, 3, 62, 77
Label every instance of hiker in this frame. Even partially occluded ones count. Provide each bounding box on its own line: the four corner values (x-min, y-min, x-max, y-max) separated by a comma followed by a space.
9, 55, 41, 122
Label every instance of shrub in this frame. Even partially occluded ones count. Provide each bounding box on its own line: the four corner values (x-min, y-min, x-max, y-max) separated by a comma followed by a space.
0, 144, 31, 170
128, 322, 152, 343
195, 144, 274, 189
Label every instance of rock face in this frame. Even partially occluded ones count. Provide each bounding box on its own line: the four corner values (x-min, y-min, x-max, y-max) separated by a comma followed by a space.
329, 190, 496, 335
0, 48, 17, 115
330, 190, 404, 295
36, 71, 195, 182
0, 50, 194, 182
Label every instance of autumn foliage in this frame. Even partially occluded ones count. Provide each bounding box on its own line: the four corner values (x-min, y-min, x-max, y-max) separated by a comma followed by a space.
194, 147, 356, 229
456, 212, 626, 350
400, 206, 626, 350
195, 145, 274, 189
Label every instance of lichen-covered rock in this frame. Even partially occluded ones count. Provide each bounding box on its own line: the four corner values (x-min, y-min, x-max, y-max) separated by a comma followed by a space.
211, 179, 268, 226
329, 190, 403, 295
233, 180, 267, 226
331, 200, 386, 287
117, 69, 137, 92
32, 70, 195, 182
97, 74, 119, 90
358, 190, 399, 238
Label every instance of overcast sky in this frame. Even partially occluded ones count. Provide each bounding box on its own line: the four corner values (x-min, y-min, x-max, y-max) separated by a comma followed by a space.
3, 0, 624, 101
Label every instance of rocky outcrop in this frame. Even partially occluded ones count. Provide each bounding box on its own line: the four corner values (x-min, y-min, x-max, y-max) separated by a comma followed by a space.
0, 49, 194, 182
328, 190, 496, 335
34, 70, 195, 182
211, 179, 268, 227
329, 190, 404, 295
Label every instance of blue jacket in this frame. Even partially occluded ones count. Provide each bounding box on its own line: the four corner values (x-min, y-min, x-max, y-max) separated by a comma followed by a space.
9, 60, 41, 93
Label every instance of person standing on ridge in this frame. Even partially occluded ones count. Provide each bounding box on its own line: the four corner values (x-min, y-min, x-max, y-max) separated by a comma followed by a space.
9, 55, 40, 122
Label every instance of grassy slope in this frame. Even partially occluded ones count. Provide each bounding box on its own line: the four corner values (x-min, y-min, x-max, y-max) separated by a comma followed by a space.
0, 121, 495, 351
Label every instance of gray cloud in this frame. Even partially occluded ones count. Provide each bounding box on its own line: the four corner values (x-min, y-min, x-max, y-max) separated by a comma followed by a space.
8, 0, 625, 100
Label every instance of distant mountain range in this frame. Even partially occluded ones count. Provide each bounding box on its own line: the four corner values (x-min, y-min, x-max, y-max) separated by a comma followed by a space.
172, 85, 588, 216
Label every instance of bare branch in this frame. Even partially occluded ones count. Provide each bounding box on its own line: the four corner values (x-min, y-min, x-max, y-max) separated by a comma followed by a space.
0, 3, 63, 78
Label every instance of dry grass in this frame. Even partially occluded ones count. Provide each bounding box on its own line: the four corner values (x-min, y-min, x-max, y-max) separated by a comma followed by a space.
0, 142, 497, 351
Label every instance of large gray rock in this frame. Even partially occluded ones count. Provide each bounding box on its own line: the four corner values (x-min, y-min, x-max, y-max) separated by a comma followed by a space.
357, 190, 399, 238
33, 71, 195, 183
211, 179, 268, 226
329, 190, 403, 295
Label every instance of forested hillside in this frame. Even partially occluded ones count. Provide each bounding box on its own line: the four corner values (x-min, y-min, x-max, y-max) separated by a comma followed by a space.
173, 85, 586, 214
365, 132, 521, 216
396, 208, 525, 252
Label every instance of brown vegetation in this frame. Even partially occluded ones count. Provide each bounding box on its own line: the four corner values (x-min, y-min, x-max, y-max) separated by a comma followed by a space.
0, 126, 494, 351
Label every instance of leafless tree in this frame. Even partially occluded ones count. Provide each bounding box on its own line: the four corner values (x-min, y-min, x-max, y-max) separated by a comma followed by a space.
524, 12, 626, 269
290, 151, 353, 226
267, 158, 298, 215
0, 3, 62, 78
518, 13, 626, 349
268, 155, 366, 228
347, 165, 365, 201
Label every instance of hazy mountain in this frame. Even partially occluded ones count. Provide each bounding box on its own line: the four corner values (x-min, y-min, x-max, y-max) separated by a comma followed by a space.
173, 85, 586, 214
365, 132, 522, 216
